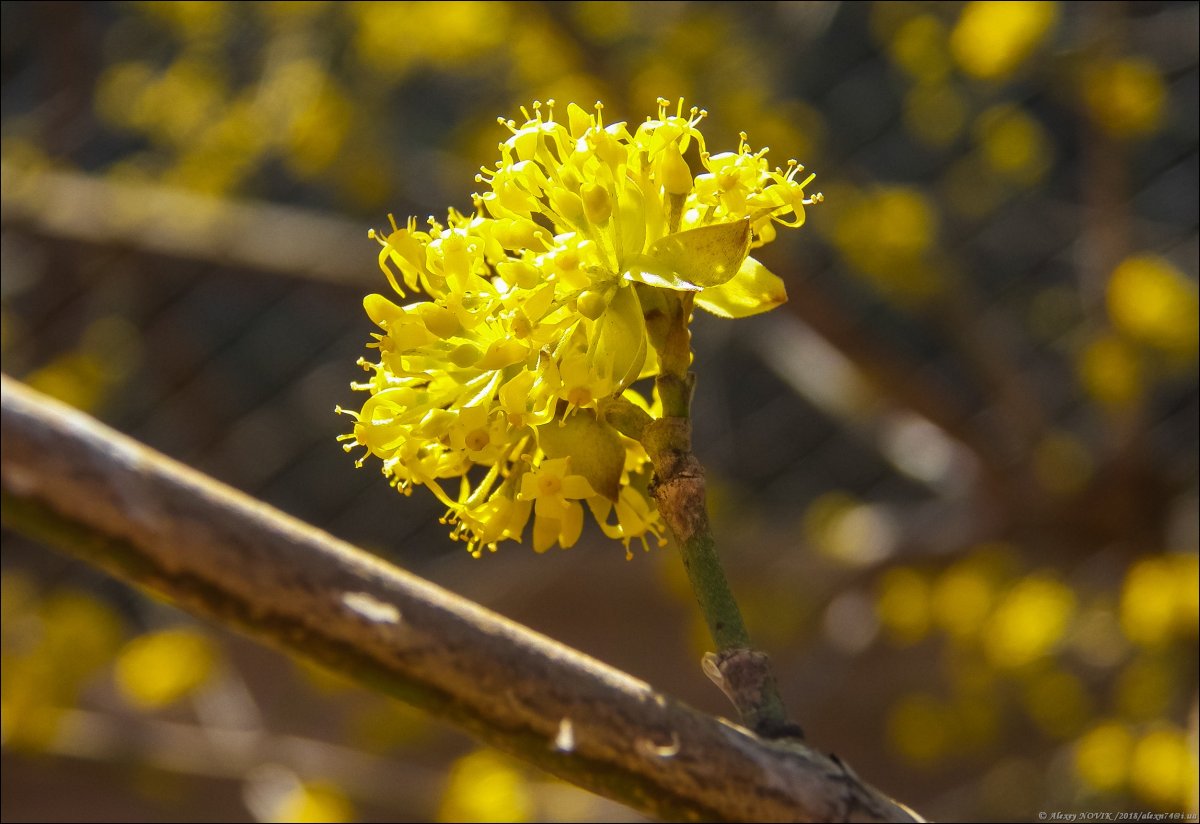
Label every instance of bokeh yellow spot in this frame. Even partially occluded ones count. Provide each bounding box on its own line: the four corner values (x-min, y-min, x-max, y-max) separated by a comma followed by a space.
834, 187, 942, 299
904, 81, 968, 148
951, 1, 1059, 80
1, 581, 125, 750
274, 780, 355, 824
1078, 334, 1142, 407
804, 492, 896, 566
286, 83, 354, 177
94, 61, 156, 129
140, 0, 229, 41
975, 104, 1052, 187
572, 1, 634, 42
887, 692, 952, 763
888, 15, 952, 82
1023, 668, 1090, 738
876, 567, 932, 645
1120, 556, 1195, 646
1174, 554, 1199, 633
258, 2, 332, 26
984, 575, 1075, 668
932, 563, 994, 641
1074, 721, 1132, 792
1083, 58, 1168, 139
114, 627, 218, 709
1107, 255, 1199, 357
438, 749, 533, 823
352, 3, 510, 76
1130, 726, 1195, 808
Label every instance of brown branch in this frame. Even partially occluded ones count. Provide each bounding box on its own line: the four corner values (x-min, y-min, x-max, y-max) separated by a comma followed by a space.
0, 374, 921, 823
0, 161, 369, 286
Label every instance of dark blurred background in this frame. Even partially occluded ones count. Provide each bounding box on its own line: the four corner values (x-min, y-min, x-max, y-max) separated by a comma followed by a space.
2, 2, 1197, 821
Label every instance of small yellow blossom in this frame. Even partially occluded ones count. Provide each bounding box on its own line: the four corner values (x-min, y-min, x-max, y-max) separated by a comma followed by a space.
340, 99, 820, 556
518, 458, 596, 552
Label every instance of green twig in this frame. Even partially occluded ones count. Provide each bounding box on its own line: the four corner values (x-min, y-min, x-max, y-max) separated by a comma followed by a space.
632, 292, 800, 739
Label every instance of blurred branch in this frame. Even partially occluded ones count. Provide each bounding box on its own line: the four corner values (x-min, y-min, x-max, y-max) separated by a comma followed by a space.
1077, 3, 1147, 469
782, 276, 1012, 480
0, 374, 921, 824
36, 707, 444, 813
932, 289, 1048, 462
0, 161, 369, 285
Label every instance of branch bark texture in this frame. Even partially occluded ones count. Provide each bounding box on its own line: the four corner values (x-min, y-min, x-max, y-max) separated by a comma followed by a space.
0, 374, 920, 823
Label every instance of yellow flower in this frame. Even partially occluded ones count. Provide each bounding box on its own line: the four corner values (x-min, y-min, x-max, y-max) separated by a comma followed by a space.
517, 457, 596, 552
445, 406, 505, 463
341, 99, 819, 556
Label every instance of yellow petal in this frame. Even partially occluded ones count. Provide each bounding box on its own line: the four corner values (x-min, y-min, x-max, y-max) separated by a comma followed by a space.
532, 514, 559, 553
448, 343, 483, 368
535, 495, 565, 519
363, 294, 405, 328
459, 405, 487, 429
616, 181, 647, 262
518, 472, 539, 501
567, 102, 593, 140
415, 302, 460, 338
559, 502, 584, 548
696, 256, 788, 318
478, 338, 527, 370
592, 285, 647, 392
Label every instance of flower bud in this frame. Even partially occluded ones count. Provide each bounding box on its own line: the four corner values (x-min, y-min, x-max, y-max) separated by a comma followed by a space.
550, 189, 586, 226
576, 290, 608, 320
581, 182, 613, 225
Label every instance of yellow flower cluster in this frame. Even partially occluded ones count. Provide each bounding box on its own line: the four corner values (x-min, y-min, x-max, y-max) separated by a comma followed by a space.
340, 98, 819, 557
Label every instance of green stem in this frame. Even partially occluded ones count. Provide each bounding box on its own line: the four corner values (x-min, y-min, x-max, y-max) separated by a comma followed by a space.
641, 414, 749, 651
633, 291, 797, 738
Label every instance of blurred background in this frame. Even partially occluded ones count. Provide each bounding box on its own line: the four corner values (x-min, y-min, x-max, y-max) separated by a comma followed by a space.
2, 1, 1197, 821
